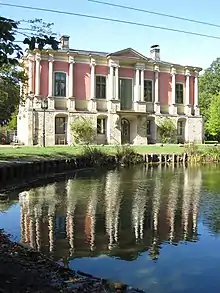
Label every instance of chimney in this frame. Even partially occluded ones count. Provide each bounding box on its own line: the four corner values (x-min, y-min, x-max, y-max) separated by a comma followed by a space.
60, 35, 70, 50
150, 45, 160, 61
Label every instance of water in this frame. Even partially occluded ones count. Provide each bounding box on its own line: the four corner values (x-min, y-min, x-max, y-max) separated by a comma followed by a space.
1, 165, 220, 293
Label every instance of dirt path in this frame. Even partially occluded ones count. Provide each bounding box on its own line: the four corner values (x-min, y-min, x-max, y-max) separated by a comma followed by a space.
0, 231, 145, 293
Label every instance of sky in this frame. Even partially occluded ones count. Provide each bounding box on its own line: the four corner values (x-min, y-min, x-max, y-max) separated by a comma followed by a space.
1, 0, 220, 69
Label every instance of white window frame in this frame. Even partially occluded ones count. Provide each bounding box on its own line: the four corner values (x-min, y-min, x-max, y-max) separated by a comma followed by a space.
95, 74, 107, 99
144, 79, 154, 102
53, 71, 68, 98
175, 82, 185, 105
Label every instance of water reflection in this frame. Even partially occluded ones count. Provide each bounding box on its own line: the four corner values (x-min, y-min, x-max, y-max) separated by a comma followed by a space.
18, 166, 202, 262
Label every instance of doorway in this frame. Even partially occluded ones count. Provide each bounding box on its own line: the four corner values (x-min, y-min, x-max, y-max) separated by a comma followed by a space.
121, 118, 130, 144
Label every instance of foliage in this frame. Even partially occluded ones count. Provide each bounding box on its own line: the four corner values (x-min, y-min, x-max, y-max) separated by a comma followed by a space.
116, 144, 143, 165
206, 95, 220, 141
70, 118, 95, 145
82, 146, 108, 165
199, 58, 220, 137
184, 142, 199, 156
0, 18, 58, 123
0, 17, 59, 67
157, 117, 177, 143
0, 64, 26, 124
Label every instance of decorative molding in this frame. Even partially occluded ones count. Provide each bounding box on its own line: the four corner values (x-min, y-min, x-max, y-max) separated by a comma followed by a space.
154, 64, 160, 72
35, 53, 41, 61
90, 57, 96, 67
185, 68, 191, 76
170, 66, 176, 75
135, 62, 145, 70
108, 59, 119, 67
68, 56, 75, 64
48, 54, 54, 63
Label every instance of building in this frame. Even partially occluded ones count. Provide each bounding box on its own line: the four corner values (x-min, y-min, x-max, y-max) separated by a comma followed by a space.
17, 36, 203, 146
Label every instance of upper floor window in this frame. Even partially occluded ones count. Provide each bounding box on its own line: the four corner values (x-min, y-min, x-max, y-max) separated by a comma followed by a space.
97, 118, 106, 134
96, 76, 106, 99
175, 83, 184, 104
54, 72, 66, 97
144, 80, 153, 102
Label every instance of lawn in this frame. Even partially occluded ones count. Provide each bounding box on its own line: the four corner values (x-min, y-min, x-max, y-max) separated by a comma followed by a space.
0, 144, 212, 161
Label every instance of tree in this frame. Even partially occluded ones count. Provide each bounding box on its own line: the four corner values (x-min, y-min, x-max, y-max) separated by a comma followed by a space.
0, 17, 59, 125
71, 118, 95, 145
0, 17, 59, 67
206, 94, 220, 141
157, 117, 177, 143
199, 58, 220, 138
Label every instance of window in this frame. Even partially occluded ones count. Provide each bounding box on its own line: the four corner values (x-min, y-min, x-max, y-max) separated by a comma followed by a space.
147, 120, 151, 135
97, 118, 106, 134
144, 80, 153, 102
96, 76, 106, 99
177, 121, 184, 136
55, 117, 66, 134
175, 83, 184, 104
54, 72, 66, 97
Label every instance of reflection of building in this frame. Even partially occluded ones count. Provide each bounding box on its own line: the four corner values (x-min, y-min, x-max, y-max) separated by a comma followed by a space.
19, 167, 202, 262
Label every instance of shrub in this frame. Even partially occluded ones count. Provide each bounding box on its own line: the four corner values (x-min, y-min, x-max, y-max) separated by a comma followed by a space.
157, 117, 177, 143
70, 118, 95, 145
116, 145, 143, 165
184, 142, 199, 156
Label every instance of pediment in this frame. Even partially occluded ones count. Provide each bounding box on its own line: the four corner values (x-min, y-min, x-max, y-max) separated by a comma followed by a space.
109, 48, 148, 60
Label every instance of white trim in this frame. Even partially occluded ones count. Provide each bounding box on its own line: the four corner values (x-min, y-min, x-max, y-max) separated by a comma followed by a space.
144, 79, 154, 102
53, 71, 68, 98
175, 82, 185, 104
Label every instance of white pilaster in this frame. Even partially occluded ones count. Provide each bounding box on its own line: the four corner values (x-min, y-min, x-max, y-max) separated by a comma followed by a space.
135, 68, 140, 101
194, 71, 200, 116
28, 54, 34, 95
90, 58, 96, 99
115, 66, 119, 100
35, 53, 41, 96
88, 58, 96, 112
169, 67, 177, 115
68, 56, 75, 97
48, 54, 54, 97
140, 69, 144, 102
109, 64, 114, 100
154, 65, 160, 114
184, 68, 191, 116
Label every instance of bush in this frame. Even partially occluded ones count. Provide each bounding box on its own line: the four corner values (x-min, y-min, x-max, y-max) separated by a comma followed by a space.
157, 117, 177, 143
184, 142, 199, 156
116, 145, 143, 165
71, 118, 95, 145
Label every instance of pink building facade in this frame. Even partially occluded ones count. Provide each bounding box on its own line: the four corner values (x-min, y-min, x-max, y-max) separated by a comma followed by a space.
17, 36, 203, 146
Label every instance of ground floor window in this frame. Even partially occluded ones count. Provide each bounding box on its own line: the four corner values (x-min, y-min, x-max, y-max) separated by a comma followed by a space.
147, 120, 152, 135
97, 118, 106, 134
177, 121, 184, 136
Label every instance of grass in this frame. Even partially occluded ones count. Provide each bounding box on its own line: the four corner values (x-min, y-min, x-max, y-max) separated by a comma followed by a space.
0, 144, 214, 162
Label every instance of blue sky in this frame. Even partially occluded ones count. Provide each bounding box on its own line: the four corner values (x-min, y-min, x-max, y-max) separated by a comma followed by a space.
1, 0, 220, 69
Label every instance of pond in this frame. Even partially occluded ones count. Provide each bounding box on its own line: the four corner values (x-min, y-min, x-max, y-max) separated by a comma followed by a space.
1, 165, 220, 293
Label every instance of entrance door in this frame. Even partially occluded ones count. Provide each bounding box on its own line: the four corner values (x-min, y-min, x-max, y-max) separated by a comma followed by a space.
121, 118, 130, 144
